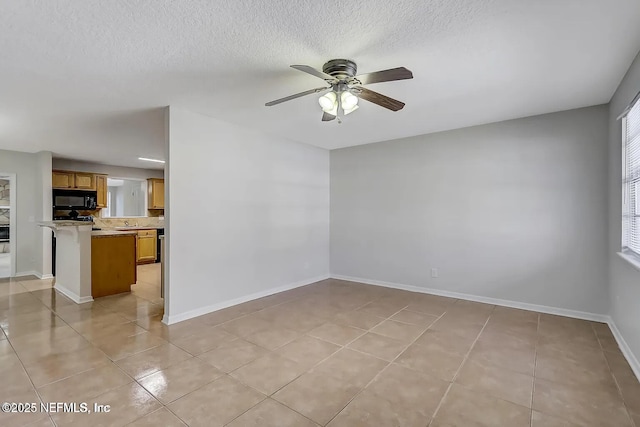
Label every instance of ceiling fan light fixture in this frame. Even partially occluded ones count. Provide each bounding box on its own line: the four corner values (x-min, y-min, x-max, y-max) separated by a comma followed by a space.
324, 103, 338, 116
341, 91, 358, 110
265, 60, 412, 121
343, 104, 359, 115
318, 92, 337, 111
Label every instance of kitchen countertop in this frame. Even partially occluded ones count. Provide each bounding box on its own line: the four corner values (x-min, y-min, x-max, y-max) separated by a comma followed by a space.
112, 226, 164, 231
91, 230, 138, 237
39, 221, 94, 229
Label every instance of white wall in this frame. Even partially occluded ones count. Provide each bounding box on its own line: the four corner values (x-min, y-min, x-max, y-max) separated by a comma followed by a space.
36, 151, 53, 278
0, 149, 52, 277
165, 107, 330, 323
608, 50, 640, 366
331, 106, 609, 315
52, 159, 163, 180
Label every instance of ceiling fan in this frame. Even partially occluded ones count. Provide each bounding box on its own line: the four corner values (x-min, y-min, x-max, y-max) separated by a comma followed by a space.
265, 59, 413, 122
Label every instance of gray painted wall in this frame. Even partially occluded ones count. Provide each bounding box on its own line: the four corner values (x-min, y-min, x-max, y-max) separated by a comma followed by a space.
0, 149, 52, 276
331, 105, 609, 314
608, 50, 640, 364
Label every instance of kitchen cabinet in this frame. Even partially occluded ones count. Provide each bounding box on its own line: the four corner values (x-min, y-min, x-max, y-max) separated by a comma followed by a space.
147, 178, 164, 209
74, 172, 95, 189
92, 233, 137, 298
52, 171, 75, 189
136, 229, 157, 264
95, 174, 107, 208
52, 170, 97, 190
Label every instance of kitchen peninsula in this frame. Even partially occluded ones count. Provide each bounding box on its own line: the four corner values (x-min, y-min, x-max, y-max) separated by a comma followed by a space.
91, 229, 137, 298
39, 221, 138, 302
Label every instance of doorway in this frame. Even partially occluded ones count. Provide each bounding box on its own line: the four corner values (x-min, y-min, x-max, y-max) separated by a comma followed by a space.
0, 173, 16, 278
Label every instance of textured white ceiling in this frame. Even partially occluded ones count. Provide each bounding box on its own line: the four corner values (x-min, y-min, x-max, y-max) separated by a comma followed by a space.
1, 0, 639, 168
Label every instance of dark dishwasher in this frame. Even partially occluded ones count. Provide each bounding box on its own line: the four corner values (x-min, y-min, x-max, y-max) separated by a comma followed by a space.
156, 228, 164, 263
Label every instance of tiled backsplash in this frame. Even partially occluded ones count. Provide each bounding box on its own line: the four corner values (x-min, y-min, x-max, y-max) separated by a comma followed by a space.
93, 217, 165, 228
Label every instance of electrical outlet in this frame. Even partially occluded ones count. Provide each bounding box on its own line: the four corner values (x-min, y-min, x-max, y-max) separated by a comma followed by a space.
431, 268, 438, 278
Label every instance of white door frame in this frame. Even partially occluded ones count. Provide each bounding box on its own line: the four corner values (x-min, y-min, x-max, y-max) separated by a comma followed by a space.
0, 173, 17, 277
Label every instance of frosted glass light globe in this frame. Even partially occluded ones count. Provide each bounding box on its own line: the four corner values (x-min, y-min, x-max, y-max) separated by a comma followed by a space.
318, 92, 337, 111
341, 91, 358, 110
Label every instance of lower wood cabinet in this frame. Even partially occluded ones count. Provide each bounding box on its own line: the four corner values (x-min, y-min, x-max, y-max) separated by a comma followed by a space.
91, 234, 137, 298
136, 229, 157, 264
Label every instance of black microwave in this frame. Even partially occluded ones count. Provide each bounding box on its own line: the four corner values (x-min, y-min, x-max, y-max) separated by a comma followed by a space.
53, 190, 97, 210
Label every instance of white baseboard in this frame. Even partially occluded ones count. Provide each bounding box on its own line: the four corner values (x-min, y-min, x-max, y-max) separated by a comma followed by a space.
14, 271, 53, 280
162, 274, 330, 325
15, 271, 40, 279
332, 274, 639, 381
330, 274, 610, 323
607, 319, 640, 382
53, 283, 94, 304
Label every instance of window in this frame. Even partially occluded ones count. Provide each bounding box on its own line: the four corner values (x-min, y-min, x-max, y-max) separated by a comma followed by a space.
622, 96, 640, 257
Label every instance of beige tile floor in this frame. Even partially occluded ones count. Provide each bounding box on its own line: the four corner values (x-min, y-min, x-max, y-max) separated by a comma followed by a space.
0, 266, 639, 426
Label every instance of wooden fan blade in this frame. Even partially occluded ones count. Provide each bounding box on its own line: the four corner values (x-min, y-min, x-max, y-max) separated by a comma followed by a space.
322, 112, 336, 121
353, 67, 413, 85
353, 86, 405, 111
291, 65, 337, 82
265, 87, 328, 106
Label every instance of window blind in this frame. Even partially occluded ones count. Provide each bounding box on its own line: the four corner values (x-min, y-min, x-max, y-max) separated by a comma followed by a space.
623, 97, 640, 256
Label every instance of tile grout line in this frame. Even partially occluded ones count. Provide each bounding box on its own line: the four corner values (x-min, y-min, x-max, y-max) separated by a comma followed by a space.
323, 303, 451, 426
12, 286, 138, 423
122, 285, 389, 426
10, 280, 626, 426
3, 281, 332, 426
0, 269, 163, 425
222, 296, 428, 426
2, 285, 105, 425
427, 304, 496, 427
529, 312, 540, 427
221, 299, 399, 426
595, 322, 637, 427
9, 273, 166, 425
171, 291, 394, 426
1, 329, 55, 426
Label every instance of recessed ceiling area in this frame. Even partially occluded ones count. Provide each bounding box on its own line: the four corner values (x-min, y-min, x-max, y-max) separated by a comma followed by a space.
0, 0, 639, 167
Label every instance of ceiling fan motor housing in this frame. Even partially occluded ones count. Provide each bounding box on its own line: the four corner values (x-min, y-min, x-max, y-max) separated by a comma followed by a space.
323, 59, 357, 80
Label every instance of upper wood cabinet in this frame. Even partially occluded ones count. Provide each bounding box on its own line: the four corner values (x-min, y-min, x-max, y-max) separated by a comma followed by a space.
95, 175, 107, 208
74, 172, 95, 189
147, 178, 164, 209
52, 171, 75, 189
52, 170, 97, 190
